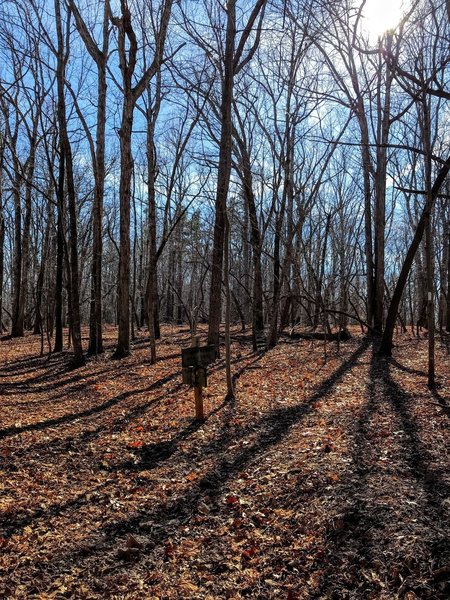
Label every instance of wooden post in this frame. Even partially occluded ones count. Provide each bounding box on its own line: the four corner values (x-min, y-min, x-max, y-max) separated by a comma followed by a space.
192, 336, 204, 421
182, 337, 215, 421
194, 382, 204, 421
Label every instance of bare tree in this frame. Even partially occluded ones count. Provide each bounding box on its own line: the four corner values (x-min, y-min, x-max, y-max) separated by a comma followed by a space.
54, 0, 85, 365
203, 0, 267, 355
68, 0, 110, 355
111, 0, 173, 358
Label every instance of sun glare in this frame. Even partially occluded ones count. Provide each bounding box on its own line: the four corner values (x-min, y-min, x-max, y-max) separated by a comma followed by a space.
362, 0, 405, 41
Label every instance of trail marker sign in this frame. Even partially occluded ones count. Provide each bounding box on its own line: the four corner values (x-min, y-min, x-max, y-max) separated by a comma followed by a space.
181, 345, 215, 368
181, 339, 215, 421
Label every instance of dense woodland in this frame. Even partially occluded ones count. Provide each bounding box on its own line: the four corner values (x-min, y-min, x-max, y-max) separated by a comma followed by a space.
0, 0, 449, 372
1, 2, 450, 598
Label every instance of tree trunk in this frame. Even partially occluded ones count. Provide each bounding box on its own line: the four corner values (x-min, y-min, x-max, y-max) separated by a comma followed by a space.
68, 0, 111, 355
224, 212, 234, 399
88, 58, 107, 355
447, 217, 450, 332
18, 120, 38, 336
207, 0, 236, 355
268, 115, 293, 348
0, 141, 4, 332
426, 214, 435, 387
54, 166, 64, 352
422, 99, 435, 388
114, 93, 134, 357
33, 192, 53, 334
0, 203, 4, 333
439, 207, 449, 330
11, 163, 23, 337
235, 137, 264, 345
373, 34, 393, 334
354, 94, 375, 329
176, 224, 183, 324
145, 103, 158, 363
55, 0, 84, 366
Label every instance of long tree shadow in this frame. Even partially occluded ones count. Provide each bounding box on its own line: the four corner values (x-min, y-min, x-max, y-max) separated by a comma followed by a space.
100, 350, 266, 474
0, 372, 177, 441
0, 349, 183, 395
313, 344, 384, 598
25, 337, 371, 580
0, 365, 118, 399
0, 349, 262, 477
316, 345, 450, 599
1, 347, 268, 539
388, 356, 428, 378
431, 387, 450, 418
384, 358, 450, 502
0, 481, 111, 538
383, 356, 450, 597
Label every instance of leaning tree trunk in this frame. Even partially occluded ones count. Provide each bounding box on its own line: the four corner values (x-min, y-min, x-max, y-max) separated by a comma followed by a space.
379, 151, 450, 356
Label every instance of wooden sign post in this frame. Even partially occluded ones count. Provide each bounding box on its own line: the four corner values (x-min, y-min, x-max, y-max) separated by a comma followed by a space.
181, 336, 215, 421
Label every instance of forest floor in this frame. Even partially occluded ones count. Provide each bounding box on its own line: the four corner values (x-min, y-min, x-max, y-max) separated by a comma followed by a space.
0, 325, 449, 599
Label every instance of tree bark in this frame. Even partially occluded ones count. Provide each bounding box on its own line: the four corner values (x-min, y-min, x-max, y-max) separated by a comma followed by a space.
0, 200, 4, 333
0, 139, 4, 332
447, 216, 450, 332
68, 0, 110, 356
11, 160, 23, 337
422, 99, 435, 388
144, 74, 161, 363
54, 161, 64, 352
55, 0, 85, 366
373, 34, 394, 333
236, 133, 264, 348
207, 0, 236, 355
224, 212, 234, 399
114, 91, 134, 357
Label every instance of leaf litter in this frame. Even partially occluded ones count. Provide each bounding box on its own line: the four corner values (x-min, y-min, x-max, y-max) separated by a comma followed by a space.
0, 325, 449, 598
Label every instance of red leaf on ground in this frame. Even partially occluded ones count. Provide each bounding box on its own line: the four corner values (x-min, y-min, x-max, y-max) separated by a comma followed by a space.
128, 441, 144, 448
226, 495, 239, 505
